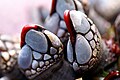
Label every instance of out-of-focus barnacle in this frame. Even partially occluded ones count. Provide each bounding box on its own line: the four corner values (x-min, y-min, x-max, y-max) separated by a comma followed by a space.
115, 14, 120, 44
64, 10, 102, 78
44, 0, 84, 44
27, 6, 49, 26
38, 7, 49, 24
18, 25, 76, 80
0, 35, 27, 80
78, 0, 90, 14
88, 8, 111, 35
115, 14, 120, 30
94, 0, 120, 23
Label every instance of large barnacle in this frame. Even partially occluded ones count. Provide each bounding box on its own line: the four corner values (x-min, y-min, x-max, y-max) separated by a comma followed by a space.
18, 25, 64, 80
64, 10, 102, 77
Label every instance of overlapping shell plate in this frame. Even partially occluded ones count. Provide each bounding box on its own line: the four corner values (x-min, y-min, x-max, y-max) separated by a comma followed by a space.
66, 11, 102, 74
18, 27, 63, 79
0, 35, 20, 73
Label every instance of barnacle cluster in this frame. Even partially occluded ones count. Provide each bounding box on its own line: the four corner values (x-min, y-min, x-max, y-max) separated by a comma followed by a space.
0, 0, 120, 80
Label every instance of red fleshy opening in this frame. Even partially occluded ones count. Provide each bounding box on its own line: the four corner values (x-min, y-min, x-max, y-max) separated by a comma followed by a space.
104, 71, 120, 80
64, 10, 76, 45
50, 0, 57, 16
20, 25, 38, 48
